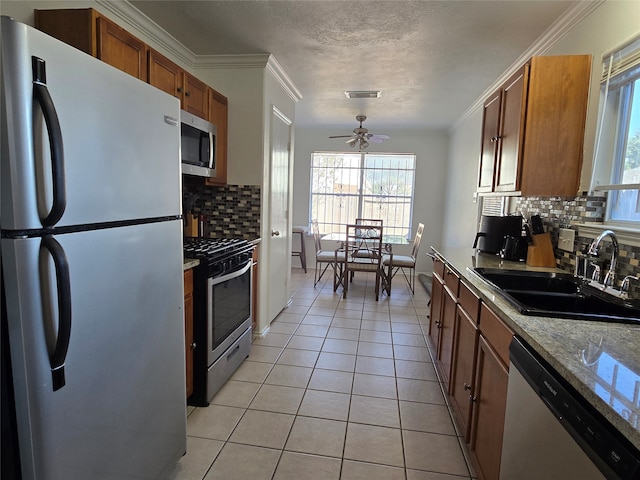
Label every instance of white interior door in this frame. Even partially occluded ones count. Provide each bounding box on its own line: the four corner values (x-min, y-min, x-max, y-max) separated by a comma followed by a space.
267, 106, 292, 323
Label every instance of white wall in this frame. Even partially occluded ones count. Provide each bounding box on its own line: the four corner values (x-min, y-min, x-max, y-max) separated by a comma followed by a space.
292, 127, 449, 275
442, 0, 640, 250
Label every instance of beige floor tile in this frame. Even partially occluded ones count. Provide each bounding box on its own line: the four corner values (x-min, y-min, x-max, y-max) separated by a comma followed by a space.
295, 324, 329, 337
397, 378, 445, 404
327, 326, 361, 340
315, 351, 356, 372
312, 298, 340, 309
286, 335, 325, 351
390, 322, 423, 334
308, 369, 354, 394
187, 405, 245, 441
249, 344, 284, 363
210, 380, 260, 408
228, 410, 295, 449
301, 314, 333, 326
229, 360, 273, 383
349, 395, 400, 428
406, 470, 471, 479
392, 332, 427, 347
306, 306, 336, 317
265, 364, 313, 388
395, 359, 437, 381
322, 338, 359, 355
399, 401, 456, 435
166, 436, 223, 480
393, 345, 431, 362
358, 330, 392, 344
357, 341, 394, 358
275, 312, 305, 324
363, 311, 391, 322
269, 321, 299, 335
333, 308, 363, 319
252, 332, 292, 347
283, 305, 310, 315
203, 443, 280, 480
352, 373, 397, 399
297, 389, 351, 421
276, 348, 319, 368
355, 356, 396, 377
403, 430, 470, 476
340, 460, 405, 480
343, 423, 404, 467
284, 416, 347, 457
360, 320, 391, 332
248, 384, 305, 414
330, 317, 362, 329
273, 452, 342, 480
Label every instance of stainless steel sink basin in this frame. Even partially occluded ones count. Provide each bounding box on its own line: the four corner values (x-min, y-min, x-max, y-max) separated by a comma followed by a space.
471, 268, 640, 324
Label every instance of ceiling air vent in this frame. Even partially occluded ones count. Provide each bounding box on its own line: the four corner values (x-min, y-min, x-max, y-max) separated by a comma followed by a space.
344, 90, 382, 99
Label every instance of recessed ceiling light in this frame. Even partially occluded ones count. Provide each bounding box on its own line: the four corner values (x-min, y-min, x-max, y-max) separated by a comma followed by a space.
344, 90, 382, 99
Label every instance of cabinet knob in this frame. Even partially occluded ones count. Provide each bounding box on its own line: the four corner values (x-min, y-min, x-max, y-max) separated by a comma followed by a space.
177, 87, 183, 93
272, 230, 280, 237
490, 135, 502, 142
471, 395, 478, 403
190, 342, 196, 350
463, 382, 471, 391
435, 320, 442, 329
185, 91, 191, 97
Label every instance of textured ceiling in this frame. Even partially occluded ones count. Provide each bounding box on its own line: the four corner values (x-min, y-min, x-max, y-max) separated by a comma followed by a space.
131, 0, 575, 131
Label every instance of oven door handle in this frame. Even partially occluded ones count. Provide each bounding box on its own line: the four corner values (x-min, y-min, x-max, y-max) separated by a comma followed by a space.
208, 258, 252, 286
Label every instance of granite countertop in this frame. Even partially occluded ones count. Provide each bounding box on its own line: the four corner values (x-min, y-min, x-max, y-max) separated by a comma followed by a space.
183, 258, 200, 271
432, 246, 640, 451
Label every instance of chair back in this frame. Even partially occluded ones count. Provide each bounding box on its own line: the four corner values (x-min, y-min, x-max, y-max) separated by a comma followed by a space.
312, 219, 323, 253
343, 223, 384, 266
410, 223, 425, 259
355, 218, 383, 227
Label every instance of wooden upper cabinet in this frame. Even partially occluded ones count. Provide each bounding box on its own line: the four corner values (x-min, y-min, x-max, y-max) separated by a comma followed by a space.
148, 49, 209, 119
206, 89, 229, 186
477, 55, 591, 196
35, 9, 147, 81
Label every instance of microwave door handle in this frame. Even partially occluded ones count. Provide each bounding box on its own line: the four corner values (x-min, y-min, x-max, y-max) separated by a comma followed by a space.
208, 130, 214, 169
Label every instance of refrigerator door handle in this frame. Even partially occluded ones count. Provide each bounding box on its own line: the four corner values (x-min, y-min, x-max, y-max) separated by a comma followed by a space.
41, 236, 72, 391
32, 56, 66, 227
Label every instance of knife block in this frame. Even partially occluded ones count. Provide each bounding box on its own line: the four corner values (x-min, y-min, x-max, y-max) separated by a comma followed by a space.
526, 232, 556, 268
184, 214, 199, 237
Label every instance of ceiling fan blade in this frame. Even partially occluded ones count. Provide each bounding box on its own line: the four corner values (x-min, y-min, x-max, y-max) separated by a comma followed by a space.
368, 137, 385, 144
329, 135, 354, 139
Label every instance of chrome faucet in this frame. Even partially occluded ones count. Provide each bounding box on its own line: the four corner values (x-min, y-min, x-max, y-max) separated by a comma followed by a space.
587, 229, 619, 288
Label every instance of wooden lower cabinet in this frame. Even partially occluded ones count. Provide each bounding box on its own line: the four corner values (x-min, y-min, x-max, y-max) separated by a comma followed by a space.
428, 270, 444, 350
183, 269, 194, 398
470, 334, 509, 480
437, 285, 457, 389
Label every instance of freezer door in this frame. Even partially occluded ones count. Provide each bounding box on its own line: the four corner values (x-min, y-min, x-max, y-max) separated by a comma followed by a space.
1, 17, 181, 230
2, 221, 186, 480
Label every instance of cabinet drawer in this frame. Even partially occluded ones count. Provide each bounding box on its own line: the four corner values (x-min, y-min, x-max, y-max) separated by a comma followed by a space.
479, 303, 513, 366
433, 255, 445, 279
458, 281, 480, 323
443, 265, 460, 296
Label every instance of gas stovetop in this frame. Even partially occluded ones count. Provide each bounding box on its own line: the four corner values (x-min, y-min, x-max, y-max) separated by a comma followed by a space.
183, 237, 250, 260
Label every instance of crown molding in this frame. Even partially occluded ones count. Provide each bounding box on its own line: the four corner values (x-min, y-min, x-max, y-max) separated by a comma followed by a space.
97, 0, 196, 67
266, 55, 303, 103
451, 0, 605, 131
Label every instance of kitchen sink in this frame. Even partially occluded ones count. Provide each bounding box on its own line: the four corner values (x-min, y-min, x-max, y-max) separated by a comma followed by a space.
471, 268, 640, 324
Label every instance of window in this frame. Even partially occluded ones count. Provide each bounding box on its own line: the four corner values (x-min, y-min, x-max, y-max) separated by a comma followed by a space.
310, 152, 416, 241
592, 35, 640, 224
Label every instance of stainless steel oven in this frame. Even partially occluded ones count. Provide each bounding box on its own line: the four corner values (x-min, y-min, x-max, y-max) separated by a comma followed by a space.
184, 238, 253, 406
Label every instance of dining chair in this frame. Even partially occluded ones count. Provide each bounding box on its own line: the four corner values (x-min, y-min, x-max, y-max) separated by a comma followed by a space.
382, 223, 425, 294
312, 220, 338, 288
336, 223, 385, 301
350, 218, 384, 280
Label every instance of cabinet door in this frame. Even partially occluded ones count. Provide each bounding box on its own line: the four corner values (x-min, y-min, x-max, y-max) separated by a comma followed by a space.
450, 306, 479, 441
428, 272, 444, 352
471, 335, 509, 480
495, 65, 528, 192
96, 17, 147, 80
437, 285, 457, 389
184, 269, 194, 398
205, 89, 229, 185
148, 49, 183, 101
477, 90, 501, 192
183, 73, 209, 119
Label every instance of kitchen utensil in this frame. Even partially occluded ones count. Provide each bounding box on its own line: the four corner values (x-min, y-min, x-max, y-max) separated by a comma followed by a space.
473, 215, 523, 254
531, 214, 544, 234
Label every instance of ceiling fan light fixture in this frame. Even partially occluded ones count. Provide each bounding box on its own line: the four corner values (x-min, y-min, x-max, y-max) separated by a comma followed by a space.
344, 90, 382, 99
360, 139, 369, 149
346, 138, 358, 147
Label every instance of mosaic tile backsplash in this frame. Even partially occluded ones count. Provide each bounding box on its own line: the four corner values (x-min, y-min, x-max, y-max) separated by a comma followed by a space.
512, 194, 640, 296
182, 177, 261, 240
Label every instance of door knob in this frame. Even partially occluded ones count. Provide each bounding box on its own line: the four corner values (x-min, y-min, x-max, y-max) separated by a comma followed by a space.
272, 230, 280, 237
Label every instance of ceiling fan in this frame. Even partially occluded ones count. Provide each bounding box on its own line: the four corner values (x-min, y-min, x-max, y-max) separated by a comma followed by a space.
329, 115, 390, 150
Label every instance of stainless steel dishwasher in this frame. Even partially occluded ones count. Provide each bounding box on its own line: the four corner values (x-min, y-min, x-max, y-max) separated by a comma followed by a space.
499, 336, 640, 480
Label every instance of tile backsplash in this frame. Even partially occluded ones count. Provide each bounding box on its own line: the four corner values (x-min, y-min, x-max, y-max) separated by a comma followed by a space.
512, 194, 640, 292
183, 177, 261, 240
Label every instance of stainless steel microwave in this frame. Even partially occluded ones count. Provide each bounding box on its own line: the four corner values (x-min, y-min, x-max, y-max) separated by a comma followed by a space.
180, 110, 217, 178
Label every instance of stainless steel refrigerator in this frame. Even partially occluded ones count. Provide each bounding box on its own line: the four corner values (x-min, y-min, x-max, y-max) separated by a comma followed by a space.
1, 17, 187, 479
